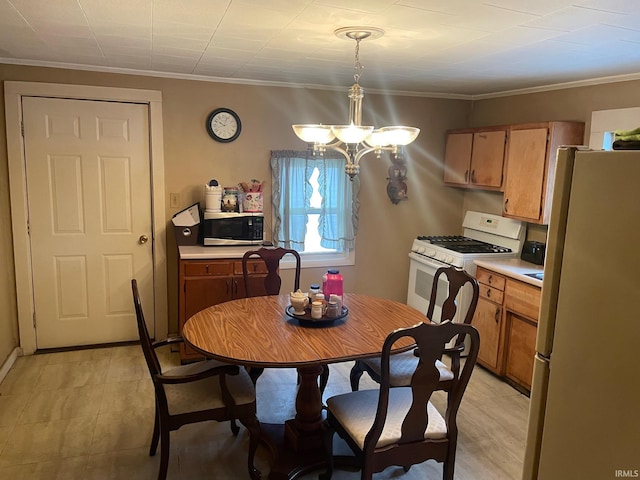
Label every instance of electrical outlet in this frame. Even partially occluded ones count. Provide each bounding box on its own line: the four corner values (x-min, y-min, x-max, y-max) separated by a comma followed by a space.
169, 193, 180, 208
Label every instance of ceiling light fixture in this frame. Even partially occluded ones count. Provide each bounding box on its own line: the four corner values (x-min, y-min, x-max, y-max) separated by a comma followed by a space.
292, 27, 420, 180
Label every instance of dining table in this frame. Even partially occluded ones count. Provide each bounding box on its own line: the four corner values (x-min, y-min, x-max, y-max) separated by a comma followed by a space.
182, 292, 426, 480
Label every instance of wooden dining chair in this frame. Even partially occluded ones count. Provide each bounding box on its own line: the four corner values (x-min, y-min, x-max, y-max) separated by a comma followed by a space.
242, 247, 330, 393
321, 321, 480, 480
131, 279, 262, 480
350, 266, 479, 392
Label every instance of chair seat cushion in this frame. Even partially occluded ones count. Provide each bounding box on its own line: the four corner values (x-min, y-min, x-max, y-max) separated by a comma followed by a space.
326, 387, 447, 449
163, 360, 255, 415
363, 351, 454, 386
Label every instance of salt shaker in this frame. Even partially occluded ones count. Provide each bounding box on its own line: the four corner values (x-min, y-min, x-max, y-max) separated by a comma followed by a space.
311, 301, 324, 319
329, 294, 342, 311
326, 301, 340, 318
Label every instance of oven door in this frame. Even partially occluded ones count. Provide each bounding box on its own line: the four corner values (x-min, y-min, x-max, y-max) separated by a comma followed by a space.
407, 252, 473, 351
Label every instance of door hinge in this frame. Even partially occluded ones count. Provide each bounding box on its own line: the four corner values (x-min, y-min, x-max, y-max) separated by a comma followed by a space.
27, 219, 30, 236
21, 121, 25, 137
33, 312, 36, 328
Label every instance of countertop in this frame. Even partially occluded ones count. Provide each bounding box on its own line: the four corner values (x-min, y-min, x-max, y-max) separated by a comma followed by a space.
179, 245, 260, 260
474, 258, 544, 287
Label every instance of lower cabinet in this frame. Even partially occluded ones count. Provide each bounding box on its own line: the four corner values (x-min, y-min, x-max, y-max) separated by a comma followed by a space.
504, 312, 537, 390
474, 268, 506, 373
473, 266, 541, 392
178, 257, 268, 362
503, 277, 541, 391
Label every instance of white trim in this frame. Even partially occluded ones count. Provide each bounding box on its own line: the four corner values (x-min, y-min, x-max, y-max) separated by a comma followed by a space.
4, 81, 167, 354
0, 57, 470, 100
280, 250, 356, 270
0, 347, 22, 384
471, 71, 640, 100
2, 57, 640, 100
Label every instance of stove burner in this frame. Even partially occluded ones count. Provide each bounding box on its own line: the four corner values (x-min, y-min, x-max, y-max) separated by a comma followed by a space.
416, 235, 512, 254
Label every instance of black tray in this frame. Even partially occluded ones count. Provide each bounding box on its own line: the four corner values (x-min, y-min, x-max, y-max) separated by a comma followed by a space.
285, 305, 348, 326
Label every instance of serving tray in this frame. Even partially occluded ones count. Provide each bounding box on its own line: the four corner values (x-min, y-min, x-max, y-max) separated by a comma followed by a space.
285, 305, 348, 326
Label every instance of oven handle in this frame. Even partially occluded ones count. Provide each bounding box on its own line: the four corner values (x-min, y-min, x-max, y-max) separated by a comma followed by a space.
408, 252, 451, 269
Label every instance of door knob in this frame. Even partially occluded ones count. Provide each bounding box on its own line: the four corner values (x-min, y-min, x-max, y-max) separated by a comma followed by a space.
139, 235, 149, 245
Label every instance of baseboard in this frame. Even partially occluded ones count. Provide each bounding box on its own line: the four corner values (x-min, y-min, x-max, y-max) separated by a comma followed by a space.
0, 347, 22, 385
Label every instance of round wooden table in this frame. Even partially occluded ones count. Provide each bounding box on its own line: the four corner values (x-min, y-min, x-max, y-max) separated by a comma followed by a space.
183, 293, 424, 479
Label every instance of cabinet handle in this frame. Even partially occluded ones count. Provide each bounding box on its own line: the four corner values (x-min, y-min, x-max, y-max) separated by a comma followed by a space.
486, 289, 491, 298
495, 308, 500, 323
253, 263, 258, 273
504, 198, 509, 213
487, 275, 493, 284
226, 280, 230, 295
465, 170, 469, 182
205, 264, 209, 274
471, 169, 476, 183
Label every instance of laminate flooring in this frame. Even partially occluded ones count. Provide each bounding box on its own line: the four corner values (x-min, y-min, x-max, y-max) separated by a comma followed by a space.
0, 344, 529, 479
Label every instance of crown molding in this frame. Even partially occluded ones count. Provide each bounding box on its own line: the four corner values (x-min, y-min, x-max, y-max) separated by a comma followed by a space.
2, 57, 639, 101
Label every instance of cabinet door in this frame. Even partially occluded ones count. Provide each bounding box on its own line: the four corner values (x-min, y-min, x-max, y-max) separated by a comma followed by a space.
181, 276, 232, 360
473, 297, 503, 372
470, 130, 506, 188
505, 312, 537, 390
503, 127, 548, 221
443, 132, 473, 185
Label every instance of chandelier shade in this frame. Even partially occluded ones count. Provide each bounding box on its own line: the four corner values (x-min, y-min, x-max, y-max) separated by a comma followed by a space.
292, 27, 420, 179
291, 124, 336, 144
331, 124, 374, 144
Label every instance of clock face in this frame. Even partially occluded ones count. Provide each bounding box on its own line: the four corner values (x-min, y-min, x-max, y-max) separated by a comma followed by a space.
206, 108, 241, 142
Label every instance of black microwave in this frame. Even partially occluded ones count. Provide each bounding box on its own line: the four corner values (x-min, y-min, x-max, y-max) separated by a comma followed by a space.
202, 212, 264, 246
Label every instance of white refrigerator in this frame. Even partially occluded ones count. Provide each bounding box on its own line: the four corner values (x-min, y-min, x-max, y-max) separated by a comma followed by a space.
522, 147, 640, 480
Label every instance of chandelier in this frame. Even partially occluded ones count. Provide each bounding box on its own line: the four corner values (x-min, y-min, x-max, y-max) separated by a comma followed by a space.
292, 27, 420, 180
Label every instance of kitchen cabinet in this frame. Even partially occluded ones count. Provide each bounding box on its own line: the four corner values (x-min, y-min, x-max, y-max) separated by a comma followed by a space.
178, 258, 268, 362
444, 127, 507, 190
473, 266, 541, 392
502, 121, 584, 224
473, 267, 507, 374
503, 278, 541, 391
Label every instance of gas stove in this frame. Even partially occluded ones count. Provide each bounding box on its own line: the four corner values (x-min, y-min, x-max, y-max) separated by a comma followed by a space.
409, 211, 525, 270
407, 211, 525, 351
417, 235, 514, 254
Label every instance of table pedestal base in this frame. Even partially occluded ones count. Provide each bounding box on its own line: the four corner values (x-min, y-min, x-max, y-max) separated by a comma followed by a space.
261, 423, 327, 480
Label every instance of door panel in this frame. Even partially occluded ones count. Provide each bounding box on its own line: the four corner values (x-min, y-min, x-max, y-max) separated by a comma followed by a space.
23, 96, 153, 348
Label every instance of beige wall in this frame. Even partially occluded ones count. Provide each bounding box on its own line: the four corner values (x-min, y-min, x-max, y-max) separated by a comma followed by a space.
0, 63, 469, 360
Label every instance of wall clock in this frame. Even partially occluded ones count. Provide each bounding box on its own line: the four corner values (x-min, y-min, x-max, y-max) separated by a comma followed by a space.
206, 108, 241, 143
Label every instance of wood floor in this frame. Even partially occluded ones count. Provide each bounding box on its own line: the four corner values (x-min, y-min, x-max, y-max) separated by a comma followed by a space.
0, 344, 529, 479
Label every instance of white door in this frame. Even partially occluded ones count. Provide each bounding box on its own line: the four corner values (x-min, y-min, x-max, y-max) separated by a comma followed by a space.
22, 96, 154, 348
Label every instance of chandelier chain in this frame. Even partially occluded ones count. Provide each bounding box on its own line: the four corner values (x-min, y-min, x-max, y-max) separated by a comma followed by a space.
353, 38, 363, 84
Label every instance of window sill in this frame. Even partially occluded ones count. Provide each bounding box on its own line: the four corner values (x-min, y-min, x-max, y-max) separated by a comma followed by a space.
279, 250, 355, 269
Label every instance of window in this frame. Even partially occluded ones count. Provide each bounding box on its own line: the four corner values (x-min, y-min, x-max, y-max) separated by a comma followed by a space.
270, 150, 359, 267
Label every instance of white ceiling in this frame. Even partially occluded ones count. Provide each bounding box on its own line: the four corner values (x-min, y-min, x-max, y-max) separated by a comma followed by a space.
1, 0, 640, 97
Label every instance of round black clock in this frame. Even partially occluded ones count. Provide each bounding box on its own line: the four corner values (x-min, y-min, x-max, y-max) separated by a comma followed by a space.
206, 108, 241, 143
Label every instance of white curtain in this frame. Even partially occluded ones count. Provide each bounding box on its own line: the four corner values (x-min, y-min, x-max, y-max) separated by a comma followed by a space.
270, 150, 359, 252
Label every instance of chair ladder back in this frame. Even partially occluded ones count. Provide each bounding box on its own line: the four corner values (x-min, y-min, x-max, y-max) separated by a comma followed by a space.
426, 266, 479, 325
367, 322, 480, 451
242, 247, 301, 296
131, 279, 162, 377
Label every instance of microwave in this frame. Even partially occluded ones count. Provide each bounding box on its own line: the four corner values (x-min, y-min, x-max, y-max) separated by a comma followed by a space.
202, 212, 264, 246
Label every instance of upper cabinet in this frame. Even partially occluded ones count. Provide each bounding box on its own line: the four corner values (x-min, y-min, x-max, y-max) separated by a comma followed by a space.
502, 122, 584, 224
444, 127, 507, 190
